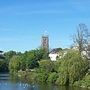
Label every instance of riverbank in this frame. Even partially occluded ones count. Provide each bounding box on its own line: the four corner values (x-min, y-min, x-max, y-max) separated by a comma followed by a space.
16, 69, 90, 89
0, 73, 89, 90
9, 50, 90, 89
0, 74, 89, 90
73, 74, 90, 89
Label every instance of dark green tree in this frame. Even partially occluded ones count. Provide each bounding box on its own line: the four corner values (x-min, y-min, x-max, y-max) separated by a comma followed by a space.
4, 51, 17, 61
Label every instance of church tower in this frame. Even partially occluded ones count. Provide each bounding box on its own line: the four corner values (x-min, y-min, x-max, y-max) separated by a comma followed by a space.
87, 35, 90, 59
41, 32, 49, 52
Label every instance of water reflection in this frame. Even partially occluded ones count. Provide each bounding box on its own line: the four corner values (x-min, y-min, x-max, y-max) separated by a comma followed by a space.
0, 74, 89, 90
0, 81, 35, 90
39, 85, 89, 90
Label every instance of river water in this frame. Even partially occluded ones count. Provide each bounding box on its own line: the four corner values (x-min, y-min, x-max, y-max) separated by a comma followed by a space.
0, 73, 89, 90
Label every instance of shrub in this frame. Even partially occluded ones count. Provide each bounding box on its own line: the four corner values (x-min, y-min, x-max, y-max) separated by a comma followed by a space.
47, 72, 58, 83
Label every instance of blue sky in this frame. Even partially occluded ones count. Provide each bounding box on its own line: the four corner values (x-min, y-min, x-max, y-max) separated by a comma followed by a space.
0, 0, 90, 52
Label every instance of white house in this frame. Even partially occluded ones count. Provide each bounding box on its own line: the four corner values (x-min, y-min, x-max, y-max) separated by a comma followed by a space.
49, 48, 62, 61
49, 53, 59, 61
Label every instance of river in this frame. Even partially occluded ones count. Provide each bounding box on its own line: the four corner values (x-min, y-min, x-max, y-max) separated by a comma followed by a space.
0, 73, 89, 90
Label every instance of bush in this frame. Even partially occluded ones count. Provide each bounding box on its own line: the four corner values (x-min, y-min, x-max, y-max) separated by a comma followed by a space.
35, 72, 48, 83
47, 72, 58, 83
74, 75, 90, 88
9, 56, 21, 74
38, 60, 55, 73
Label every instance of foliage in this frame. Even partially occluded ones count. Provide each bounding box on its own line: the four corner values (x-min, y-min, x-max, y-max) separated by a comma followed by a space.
56, 50, 89, 85
1, 48, 90, 89
4, 51, 17, 61
36, 72, 49, 83
25, 71, 38, 83
74, 75, 90, 88
9, 56, 21, 74
1, 51, 21, 73
47, 72, 58, 83
24, 60, 56, 83
8, 48, 50, 75
0, 59, 8, 72
23, 51, 38, 69
38, 60, 55, 73
18, 70, 48, 83
33, 60, 55, 83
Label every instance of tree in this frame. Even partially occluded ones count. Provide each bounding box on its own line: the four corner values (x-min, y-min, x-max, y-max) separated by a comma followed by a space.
38, 60, 55, 73
23, 50, 39, 69
0, 59, 9, 72
9, 55, 21, 74
56, 50, 89, 85
74, 75, 90, 87
4, 51, 17, 61
47, 72, 58, 83
73, 23, 90, 53
22, 48, 49, 69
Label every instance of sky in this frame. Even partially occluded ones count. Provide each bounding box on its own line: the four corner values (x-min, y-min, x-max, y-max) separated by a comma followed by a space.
0, 0, 90, 52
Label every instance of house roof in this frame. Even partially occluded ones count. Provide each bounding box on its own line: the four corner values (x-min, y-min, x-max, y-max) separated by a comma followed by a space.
50, 48, 62, 54
0, 51, 3, 53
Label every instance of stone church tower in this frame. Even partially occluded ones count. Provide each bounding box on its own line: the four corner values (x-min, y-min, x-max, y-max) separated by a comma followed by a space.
87, 37, 90, 59
41, 34, 49, 52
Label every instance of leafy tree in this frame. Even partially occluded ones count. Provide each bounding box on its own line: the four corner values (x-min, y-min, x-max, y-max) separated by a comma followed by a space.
4, 51, 17, 61
47, 72, 58, 83
74, 75, 90, 87
38, 60, 55, 73
23, 50, 39, 69
9, 55, 21, 74
9, 48, 50, 73
56, 50, 89, 85
21, 48, 49, 69
0, 59, 8, 72
3, 51, 21, 72
36, 72, 48, 83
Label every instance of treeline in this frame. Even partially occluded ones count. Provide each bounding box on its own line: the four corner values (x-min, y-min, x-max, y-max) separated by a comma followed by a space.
0, 51, 20, 72
9, 48, 49, 74
0, 49, 90, 88
8, 49, 90, 88
0, 48, 48, 73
